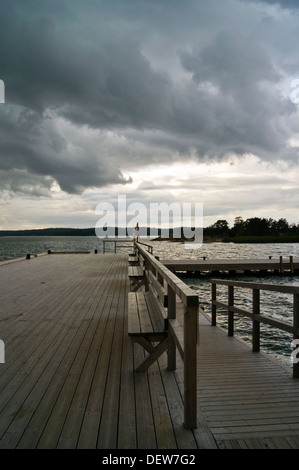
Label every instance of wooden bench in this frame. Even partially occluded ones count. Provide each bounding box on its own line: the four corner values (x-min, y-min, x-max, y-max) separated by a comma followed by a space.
127, 250, 170, 372
130, 242, 199, 429
128, 265, 145, 291
128, 291, 168, 371
128, 256, 140, 266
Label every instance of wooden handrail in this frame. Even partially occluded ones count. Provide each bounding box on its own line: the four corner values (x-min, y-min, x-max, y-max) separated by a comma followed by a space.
102, 239, 153, 254
135, 242, 199, 307
135, 241, 154, 254
134, 241, 199, 429
211, 278, 299, 295
211, 279, 299, 377
102, 239, 134, 253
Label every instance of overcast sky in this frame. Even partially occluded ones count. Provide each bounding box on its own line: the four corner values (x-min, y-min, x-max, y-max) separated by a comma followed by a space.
0, 0, 299, 230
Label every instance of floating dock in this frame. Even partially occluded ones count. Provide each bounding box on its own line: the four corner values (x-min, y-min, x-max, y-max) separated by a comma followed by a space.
161, 257, 299, 276
1, 252, 299, 449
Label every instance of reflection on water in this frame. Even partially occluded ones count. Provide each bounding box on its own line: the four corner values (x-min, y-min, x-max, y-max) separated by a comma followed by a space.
1, 236, 299, 368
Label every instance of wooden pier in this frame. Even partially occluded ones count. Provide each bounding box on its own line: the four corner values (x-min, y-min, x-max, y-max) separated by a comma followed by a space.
1, 250, 299, 449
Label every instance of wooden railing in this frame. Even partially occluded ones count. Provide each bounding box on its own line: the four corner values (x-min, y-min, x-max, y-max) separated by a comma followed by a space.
211, 279, 299, 377
134, 241, 200, 429
102, 239, 154, 254
102, 239, 134, 253
134, 240, 154, 254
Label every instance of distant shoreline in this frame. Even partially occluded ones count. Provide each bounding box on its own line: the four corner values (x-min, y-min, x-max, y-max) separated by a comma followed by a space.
223, 235, 299, 244
1, 228, 299, 244
0, 228, 96, 237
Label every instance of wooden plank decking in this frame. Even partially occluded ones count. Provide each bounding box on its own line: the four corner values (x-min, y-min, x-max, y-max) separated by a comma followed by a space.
0, 253, 206, 449
0, 253, 299, 449
196, 313, 299, 449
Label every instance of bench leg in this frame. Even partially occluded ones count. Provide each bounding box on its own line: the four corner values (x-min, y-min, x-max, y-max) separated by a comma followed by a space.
130, 278, 145, 292
135, 337, 168, 372
134, 337, 155, 354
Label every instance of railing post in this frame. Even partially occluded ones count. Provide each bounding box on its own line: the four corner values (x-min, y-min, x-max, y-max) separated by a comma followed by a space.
184, 304, 197, 429
211, 283, 216, 326
167, 285, 176, 371
144, 258, 150, 291
252, 288, 260, 352
228, 285, 234, 336
293, 293, 299, 378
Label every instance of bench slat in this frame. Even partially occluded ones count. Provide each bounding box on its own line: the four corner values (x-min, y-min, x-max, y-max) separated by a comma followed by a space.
137, 292, 154, 335
144, 291, 165, 333
128, 266, 144, 278
128, 292, 141, 335
128, 292, 166, 337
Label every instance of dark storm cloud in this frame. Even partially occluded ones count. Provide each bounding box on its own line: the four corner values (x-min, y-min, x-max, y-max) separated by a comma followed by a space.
0, 0, 299, 195
0, 0, 175, 193
179, 29, 298, 161
0, 106, 129, 194
0, 0, 172, 127
243, 0, 299, 8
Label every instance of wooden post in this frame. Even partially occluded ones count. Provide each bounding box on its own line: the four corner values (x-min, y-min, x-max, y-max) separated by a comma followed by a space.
290, 256, 294, 275
103, 241, 105, 254
211, 283, 216, 326
280, 256, 283, 275
293, 293, 299, 378
167, 285, 176, 371
228, 285, 234, 336
184, 304, 197, 429
252, 289, 260, 352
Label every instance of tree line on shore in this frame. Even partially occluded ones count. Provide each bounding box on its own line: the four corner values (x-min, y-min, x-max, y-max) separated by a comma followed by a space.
204, 216, 299, 239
